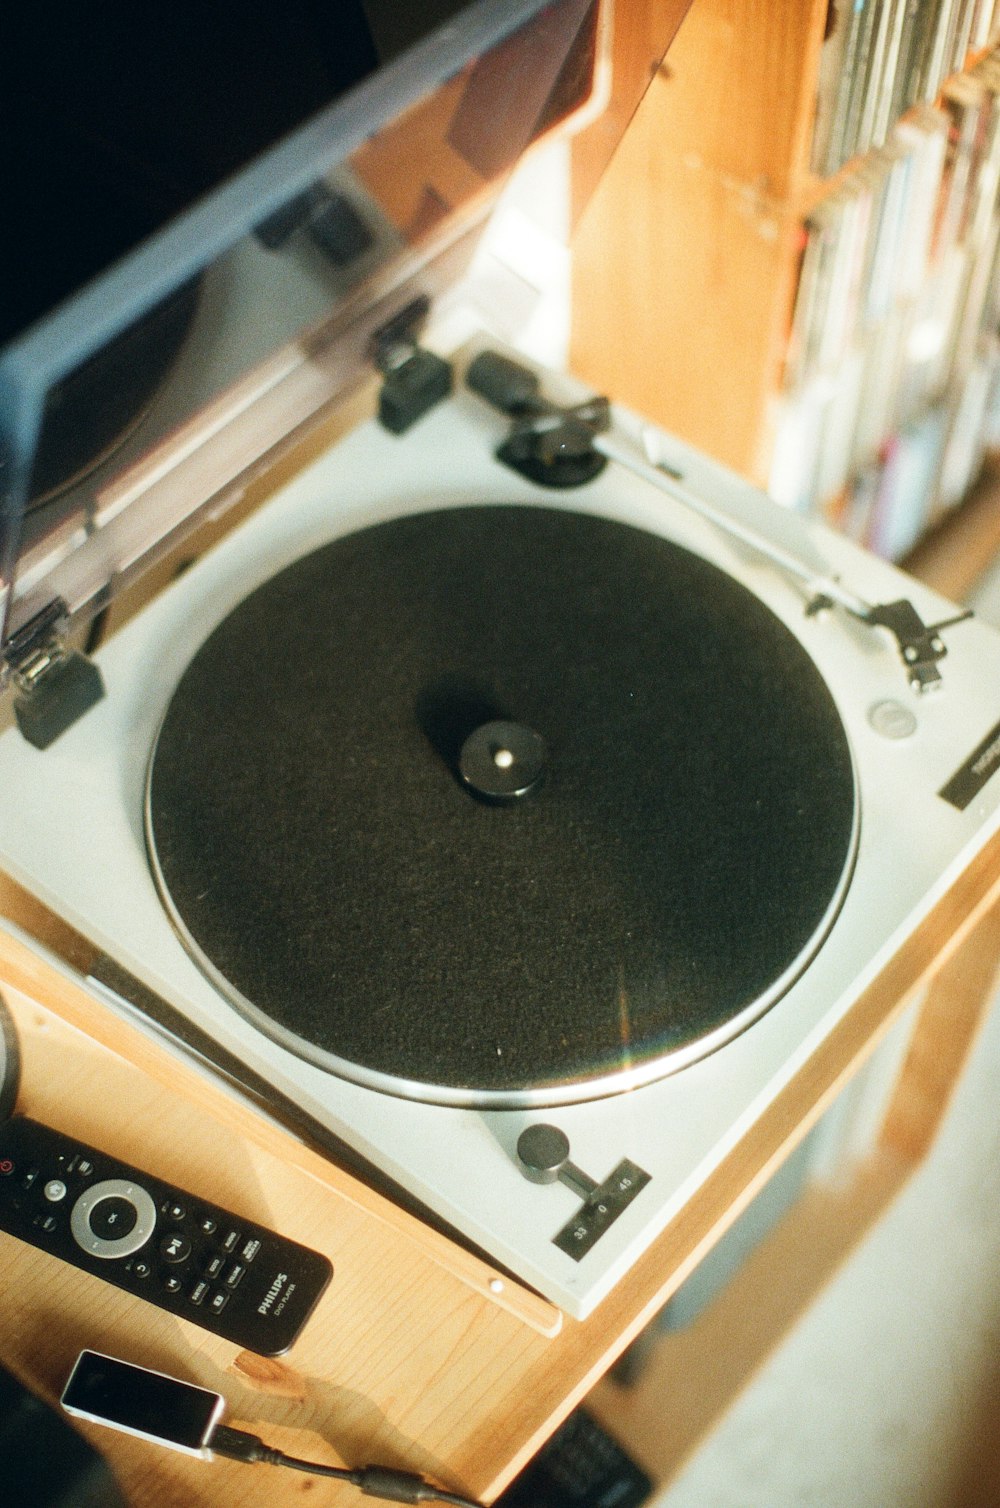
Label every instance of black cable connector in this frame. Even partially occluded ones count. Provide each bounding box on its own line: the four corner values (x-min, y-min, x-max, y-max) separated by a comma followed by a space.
209, 1424, 483, 1507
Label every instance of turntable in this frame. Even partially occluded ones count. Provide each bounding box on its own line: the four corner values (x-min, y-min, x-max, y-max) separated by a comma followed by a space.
2, 0, 1000, 1319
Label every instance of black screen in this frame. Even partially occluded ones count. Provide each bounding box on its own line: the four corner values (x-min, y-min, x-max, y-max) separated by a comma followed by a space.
0, 1, 475, 343
62, 1351, 223, 1450
0, 0, 602, 646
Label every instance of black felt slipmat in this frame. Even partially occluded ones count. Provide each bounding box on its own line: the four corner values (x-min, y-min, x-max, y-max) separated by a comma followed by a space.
146, 504, 857, 1101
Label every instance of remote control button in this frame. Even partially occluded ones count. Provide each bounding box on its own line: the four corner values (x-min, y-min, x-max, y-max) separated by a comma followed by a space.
190, 1279, 209, 1306
132, 1260, 152, 1279
222, 1229, 241, 1253
204, 1253, 225, 1278
224, 1262, 247, 1290
22, 1167, 39, 1190
68, 1155, 94, 1176
241, 1238, 261, 1264
32, 1213, 58, 1232
44, 1179, 68, 1203
163, 1274, 183, 1295
0, 1158, 14, 1176
160, 1232, 192, 1264
70, 1179, 156, 1259
199, 1216, 218, 1236
89, 1196, 138, 1240
162, 1200, 187, 1222
209, 1290, 230, 1315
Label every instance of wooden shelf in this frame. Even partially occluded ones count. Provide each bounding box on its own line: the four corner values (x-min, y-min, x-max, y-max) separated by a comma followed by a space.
570, 0, 830, 483
570, 0, 1000, 568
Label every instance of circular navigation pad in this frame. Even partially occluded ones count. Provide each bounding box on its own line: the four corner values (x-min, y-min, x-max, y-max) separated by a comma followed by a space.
70, 1179, 156, 1259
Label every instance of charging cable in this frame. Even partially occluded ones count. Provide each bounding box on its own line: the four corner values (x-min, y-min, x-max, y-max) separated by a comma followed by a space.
210, 1423, 484, 1506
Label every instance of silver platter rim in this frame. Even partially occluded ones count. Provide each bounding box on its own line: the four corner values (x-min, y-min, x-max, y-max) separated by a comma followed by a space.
143, 722, 861, 1112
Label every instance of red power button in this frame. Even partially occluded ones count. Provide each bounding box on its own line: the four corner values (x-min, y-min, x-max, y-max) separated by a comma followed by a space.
0, 1159, 14, 1175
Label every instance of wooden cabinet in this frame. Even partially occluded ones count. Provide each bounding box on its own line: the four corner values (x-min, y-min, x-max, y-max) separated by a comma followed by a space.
571, 0, 1000, 559
571, 0, 829, 482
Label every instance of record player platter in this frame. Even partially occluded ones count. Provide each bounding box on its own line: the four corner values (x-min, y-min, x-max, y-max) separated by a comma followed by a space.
145, 503, 858, 1107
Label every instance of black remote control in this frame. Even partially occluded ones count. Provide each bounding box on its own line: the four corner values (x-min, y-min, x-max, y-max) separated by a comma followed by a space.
0, 1117, 332, 1355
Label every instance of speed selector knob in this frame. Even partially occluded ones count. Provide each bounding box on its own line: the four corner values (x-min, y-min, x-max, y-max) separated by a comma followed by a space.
517, 1124, 570, 1184
516, 1124, 653, 1258
516, 1125, 596, 1199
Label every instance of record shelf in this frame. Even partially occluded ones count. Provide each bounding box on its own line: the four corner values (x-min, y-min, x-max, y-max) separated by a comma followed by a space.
571, 0, 1000, 575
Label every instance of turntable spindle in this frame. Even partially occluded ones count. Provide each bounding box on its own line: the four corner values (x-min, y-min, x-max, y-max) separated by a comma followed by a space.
458, 719, 546, 804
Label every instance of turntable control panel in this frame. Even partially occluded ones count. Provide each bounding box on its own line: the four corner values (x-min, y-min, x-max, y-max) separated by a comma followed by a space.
516, 1125, 650, 1261
0, 1117, 332, 1355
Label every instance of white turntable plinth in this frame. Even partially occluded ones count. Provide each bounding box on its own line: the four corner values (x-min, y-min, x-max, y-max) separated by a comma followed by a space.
2, 356, 1000, 1315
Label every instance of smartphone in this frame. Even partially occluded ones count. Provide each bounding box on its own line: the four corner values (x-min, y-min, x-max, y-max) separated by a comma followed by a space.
61, 1350, 225, 1458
